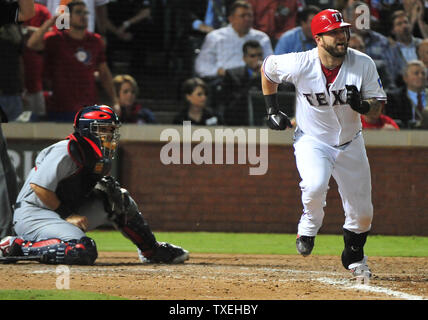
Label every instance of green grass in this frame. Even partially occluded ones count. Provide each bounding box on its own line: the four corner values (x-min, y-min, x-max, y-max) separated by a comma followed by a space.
87, 231, 428, 257
2, 231, 426, 300
0, 290, 127, 300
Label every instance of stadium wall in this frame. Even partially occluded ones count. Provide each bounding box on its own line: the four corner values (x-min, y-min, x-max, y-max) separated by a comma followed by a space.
5, 123, 428, 236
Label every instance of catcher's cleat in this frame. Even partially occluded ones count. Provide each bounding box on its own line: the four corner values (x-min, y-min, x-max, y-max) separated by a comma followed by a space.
349, 255, 372, 278
139, 242, 189, 264
296, 235, 315, 257
0, 236, 24, 258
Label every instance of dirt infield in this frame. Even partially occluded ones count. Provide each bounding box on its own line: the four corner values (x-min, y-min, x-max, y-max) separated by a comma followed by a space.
0, 252, 426, 300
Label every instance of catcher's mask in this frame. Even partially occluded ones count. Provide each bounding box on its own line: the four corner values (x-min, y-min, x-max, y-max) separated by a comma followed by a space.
311, 9, 351, 39
73, 105, 121, 160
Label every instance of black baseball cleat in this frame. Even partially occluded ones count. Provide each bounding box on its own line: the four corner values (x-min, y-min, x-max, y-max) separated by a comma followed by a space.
141, 242, 189, 264
296, 235, 315, 257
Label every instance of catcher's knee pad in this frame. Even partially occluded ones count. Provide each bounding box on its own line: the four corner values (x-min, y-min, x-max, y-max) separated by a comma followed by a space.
20, 237, 97, 265
341, 228, 369, 269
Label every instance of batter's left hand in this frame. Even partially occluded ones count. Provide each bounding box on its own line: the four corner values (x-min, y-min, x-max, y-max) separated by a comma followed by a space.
345, 85, 370, 114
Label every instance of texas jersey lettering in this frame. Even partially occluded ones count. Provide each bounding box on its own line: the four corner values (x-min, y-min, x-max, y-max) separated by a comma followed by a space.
262, 48, 386, 146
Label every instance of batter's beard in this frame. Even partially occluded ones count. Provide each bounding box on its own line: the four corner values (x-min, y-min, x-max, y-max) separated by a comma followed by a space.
323, 42, 348, 58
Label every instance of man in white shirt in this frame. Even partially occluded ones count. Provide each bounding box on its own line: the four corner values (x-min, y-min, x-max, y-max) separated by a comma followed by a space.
195, 0, 272, 79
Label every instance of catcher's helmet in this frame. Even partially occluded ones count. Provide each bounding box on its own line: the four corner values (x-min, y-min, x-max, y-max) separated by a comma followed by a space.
73, 105, 121, 160
311, 9, 351, 38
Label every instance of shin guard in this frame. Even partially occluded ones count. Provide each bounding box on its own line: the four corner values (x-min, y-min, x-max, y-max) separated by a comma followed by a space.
110, 197, 158, 256
94, 176, 158, 256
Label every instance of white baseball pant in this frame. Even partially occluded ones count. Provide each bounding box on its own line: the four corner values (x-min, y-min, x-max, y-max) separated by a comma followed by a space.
293, 131, 373, 237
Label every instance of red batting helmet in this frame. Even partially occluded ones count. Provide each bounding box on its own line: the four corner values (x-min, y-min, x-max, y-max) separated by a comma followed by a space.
311, 9, 351, 38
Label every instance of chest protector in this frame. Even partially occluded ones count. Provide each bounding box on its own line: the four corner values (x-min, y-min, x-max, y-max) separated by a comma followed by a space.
55, 133, 111, 214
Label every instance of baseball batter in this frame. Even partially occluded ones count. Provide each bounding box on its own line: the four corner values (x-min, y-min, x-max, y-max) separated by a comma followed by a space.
0, 105, 189, 265
261, 9, 386, 278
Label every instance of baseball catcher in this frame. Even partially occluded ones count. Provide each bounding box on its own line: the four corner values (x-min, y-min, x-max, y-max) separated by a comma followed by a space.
0, 105, 189, 265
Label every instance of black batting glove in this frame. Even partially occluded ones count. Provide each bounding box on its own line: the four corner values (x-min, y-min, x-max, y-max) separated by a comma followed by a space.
266, 107, 293, 130
264, 94, 292, 130
345, 85, 370, 115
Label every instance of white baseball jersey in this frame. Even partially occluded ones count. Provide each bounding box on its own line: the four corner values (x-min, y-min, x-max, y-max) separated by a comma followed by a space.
263, 47, 387, 146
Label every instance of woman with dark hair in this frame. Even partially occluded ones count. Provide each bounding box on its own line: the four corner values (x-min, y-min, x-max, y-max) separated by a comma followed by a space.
173, 77, 221, 125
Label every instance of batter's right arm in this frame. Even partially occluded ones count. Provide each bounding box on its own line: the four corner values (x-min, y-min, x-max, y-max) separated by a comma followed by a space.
261, 69, 278, 95
261, 65, 292, 130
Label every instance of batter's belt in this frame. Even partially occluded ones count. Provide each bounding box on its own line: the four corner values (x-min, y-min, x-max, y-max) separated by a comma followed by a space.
293, 128, 362, 149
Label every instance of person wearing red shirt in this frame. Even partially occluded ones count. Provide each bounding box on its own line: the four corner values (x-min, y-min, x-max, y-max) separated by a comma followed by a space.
248, 0, 302, 45
361, 113, 400, 130
22, 3, 51, 120
26, 0, 119, 122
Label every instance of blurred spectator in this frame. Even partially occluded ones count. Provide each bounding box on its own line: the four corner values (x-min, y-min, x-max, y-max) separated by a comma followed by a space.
343, 1, 399, 84
178, 0, 233, 83
248, 0, 303, 46
1, 0, 36, 23
369, 0, 403, 35
389, 10, 423, 79
0, 0, 35, 238
113, 74, 156, 124
274, 5, 321, 54
184, 0, 233, 58
221, 40, 263, 126
27, 0, 118, 122
0, 22, 24, 121
107, 0, 194, 99
302, 0, 336, 11
173, 77, 221, 126
105, 0, 152, 84
305, 0, 336, 10
401, 0, 428, 39
188, 0, 230, 34
416, 38, 428, 70
385, 60, 427, 128
22, 3, 52, 121
194, 0, 273, 79
36, 0, 109, 34
361, 111, 400, 130
348, 33, 396, 91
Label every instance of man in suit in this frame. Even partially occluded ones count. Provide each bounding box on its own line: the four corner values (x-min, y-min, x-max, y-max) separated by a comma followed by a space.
385, 60, 427, 128
221, 40, 263, 126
